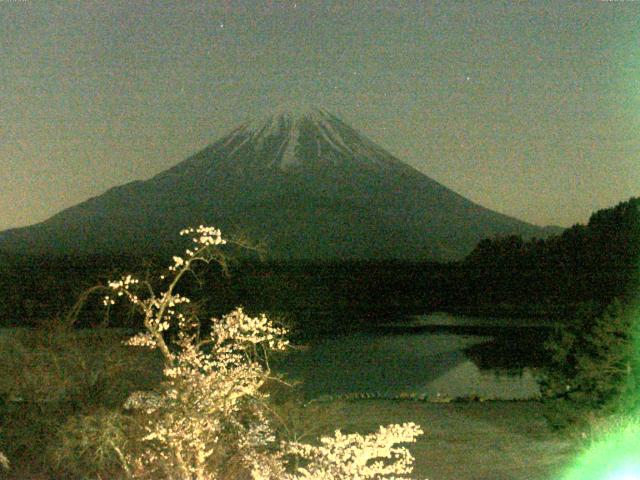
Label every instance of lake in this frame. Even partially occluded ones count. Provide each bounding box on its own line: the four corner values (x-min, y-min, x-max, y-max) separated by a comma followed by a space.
0, 312, 556, 402
272, 312, 555, 401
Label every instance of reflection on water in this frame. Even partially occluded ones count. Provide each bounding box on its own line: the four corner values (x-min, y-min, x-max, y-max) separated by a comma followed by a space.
463, 329, 549, 372
273, 318, 550, 401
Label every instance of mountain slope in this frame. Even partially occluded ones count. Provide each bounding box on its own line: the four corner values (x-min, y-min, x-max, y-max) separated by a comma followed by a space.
0, 106, 561, 261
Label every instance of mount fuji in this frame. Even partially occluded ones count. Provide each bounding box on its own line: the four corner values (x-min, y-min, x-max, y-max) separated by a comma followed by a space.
0, 105, 560, 261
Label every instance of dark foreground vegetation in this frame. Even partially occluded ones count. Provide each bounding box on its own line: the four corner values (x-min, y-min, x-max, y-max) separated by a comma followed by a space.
0, 326, 163, 477
0, 197, 638, 478
0, 323, 579, 479
2, 227, 429, 479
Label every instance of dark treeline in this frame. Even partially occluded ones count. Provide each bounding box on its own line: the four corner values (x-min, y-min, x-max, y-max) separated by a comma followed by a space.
0, 254, 452, 332
453, 196, 640, 314
0, 253, 149, 328
0, 197, 638, 332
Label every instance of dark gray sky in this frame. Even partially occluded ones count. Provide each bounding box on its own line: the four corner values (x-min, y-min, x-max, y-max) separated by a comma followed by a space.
1, 0, 638, 230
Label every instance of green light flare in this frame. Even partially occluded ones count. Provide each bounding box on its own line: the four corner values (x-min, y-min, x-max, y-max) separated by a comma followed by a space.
558, 417, 640, 480
559, 221, 640, 480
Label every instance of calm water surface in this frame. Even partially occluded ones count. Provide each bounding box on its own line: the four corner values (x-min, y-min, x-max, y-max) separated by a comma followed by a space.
1, 314, 553, 401
273, 313, 553, 401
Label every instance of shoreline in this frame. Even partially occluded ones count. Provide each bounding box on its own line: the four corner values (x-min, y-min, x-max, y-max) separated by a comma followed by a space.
308, 399, 579, 480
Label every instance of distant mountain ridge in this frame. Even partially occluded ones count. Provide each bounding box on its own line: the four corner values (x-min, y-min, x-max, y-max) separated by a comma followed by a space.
0, 105, 562, 261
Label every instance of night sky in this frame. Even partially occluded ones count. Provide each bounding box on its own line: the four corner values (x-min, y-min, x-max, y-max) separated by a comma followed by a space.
1, 0, 638, 231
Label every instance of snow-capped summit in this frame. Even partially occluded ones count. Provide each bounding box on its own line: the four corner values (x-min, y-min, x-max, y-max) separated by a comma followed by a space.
212, 104, 401, 171
0, 105, 560, 260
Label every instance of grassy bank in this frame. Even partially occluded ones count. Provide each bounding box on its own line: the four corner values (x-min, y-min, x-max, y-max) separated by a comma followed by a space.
290, 399, 580, 480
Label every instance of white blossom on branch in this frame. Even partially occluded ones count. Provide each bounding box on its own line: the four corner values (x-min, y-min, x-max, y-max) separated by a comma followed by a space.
103, 226, 425, 479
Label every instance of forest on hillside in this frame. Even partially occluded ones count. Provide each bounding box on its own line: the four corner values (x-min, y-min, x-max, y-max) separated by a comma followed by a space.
453, 196, 639, 313
0, 197, 637, 331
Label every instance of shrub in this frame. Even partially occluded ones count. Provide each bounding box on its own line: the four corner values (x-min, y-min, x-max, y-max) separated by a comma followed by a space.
104, 226, 426, 479
0, 426, 8, 473
0, 325, 162, 409
0, 324, 162, 477
48, 408, 136, 479
542, 298, 640, 424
